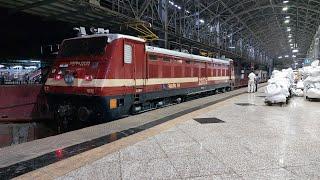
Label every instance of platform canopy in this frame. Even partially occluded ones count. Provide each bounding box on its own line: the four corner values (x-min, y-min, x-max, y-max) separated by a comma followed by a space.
0, 0, 319, 64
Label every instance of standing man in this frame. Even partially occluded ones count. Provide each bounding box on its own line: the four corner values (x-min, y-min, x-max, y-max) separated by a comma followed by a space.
255, 74, 260, 92
248, 72, 256, 93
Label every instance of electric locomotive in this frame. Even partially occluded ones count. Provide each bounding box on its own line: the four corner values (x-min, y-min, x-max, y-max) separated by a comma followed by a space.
44, 29, 235, 130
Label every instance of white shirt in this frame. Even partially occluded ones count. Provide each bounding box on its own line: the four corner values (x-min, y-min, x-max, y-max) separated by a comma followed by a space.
248, 72, 256, 81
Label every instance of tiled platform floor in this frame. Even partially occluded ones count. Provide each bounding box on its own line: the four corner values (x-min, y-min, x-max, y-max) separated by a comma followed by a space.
23, 88, 320, 179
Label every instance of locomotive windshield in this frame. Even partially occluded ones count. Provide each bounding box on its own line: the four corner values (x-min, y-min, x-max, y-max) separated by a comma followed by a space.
58, 36, 108, 58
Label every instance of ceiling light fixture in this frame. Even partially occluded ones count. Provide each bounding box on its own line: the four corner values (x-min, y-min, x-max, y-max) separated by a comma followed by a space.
284, 19, 290, 23
278, 56, 283, 59
283, 0, 289, 3
285, 16, 290, 19
282, 6, 288, 11
292, 49, 299, 53
285, 55, 289, 58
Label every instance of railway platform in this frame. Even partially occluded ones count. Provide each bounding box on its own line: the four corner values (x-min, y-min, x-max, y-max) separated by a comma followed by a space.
2, 85, 320, 179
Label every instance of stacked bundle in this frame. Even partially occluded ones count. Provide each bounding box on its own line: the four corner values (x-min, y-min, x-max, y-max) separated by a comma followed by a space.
303, 60, 320, 100
292, 80, 304, 97
265, 68, 294, 104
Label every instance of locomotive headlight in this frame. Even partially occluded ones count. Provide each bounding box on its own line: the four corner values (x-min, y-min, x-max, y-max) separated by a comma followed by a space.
64, 74, 74, 85
84, 75, 93, 81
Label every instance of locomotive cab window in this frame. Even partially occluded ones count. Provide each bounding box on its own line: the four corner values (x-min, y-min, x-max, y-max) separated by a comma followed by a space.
124, 44, 133, 64
59, 36, 108, 58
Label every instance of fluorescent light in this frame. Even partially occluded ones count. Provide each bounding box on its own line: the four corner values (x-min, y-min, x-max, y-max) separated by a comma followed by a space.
287, 28, 291, 32
289, 39, 292, 43
185, 10, 190, 13
282, 6, 288, 11
292, 55, 296, 58
278, 56, 283, 59
177, 6, 181, 9
283, 0, 289, 3
285, 55, 289, 58
229, 46, 236, 49
292, 49, 299, 53
284, 19, 290, 23
291, 47, 294, 49
288, 35, 292, 38
290, 43, 293, 46
31, 60, 40, 63
285, 16, 290, 19
199, 19, 204, 23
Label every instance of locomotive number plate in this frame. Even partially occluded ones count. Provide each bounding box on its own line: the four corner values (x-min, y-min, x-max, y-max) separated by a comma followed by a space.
167, 83, 181, 89
199, 78, 208, 85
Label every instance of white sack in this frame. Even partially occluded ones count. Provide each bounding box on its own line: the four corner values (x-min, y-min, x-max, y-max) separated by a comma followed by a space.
292, 89, 304, 97
265, 94, 287, 103
296, 80, 304, 89
305, 88, 320, 99
311, 60, 319, 67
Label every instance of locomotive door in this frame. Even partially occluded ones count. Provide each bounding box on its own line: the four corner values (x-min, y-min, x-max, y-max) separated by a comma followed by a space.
126, 41, 146, 102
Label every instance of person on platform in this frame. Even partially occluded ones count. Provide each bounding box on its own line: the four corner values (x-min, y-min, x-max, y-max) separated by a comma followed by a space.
255, 74, 260, 92
248, 72, 256, 93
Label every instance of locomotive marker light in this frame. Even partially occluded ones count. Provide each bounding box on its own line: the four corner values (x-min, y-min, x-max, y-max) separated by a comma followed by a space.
84, 75, 93, 81
110, 99, 117, 109
54, 74, 62, 80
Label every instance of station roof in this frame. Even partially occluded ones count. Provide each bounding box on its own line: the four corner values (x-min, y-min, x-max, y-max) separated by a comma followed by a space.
0, 0, 319, 63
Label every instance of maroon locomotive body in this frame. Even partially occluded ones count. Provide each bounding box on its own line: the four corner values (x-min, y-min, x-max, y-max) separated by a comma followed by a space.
44, 33, 235, 128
